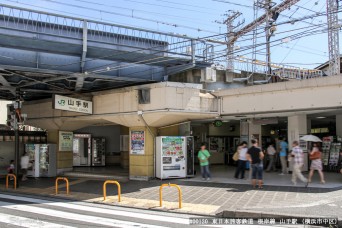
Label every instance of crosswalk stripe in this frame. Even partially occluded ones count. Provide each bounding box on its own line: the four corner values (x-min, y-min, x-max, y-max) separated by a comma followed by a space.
0, 194, 190, 224
0, 212, 76, 228
0, 201, 168, 228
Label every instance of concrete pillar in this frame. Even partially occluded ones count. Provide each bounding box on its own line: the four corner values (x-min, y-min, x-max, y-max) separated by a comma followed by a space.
249, 121, 262, 148
129, 126, 157, 181
307, 118, 312, 135
240, 120, 262, 148
47, 129, 73, 174
336, 115, 342, 137
287, 114, 307, 149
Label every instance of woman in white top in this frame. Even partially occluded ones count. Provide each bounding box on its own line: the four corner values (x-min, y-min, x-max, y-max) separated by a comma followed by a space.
266, 143, 276, 172
234, 141, 248, 179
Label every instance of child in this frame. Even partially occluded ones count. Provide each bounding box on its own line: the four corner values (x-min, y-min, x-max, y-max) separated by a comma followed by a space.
7, 160, 14, 180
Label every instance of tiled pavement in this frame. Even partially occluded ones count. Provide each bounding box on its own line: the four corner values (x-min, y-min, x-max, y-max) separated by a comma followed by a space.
1, 177, 342, 219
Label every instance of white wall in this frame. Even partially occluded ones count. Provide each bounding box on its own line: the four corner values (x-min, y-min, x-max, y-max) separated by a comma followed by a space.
0, 100, 11, 125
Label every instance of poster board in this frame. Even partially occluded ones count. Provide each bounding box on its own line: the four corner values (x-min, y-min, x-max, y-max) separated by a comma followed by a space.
58, 131, 73, 151
130, 131, 145, 155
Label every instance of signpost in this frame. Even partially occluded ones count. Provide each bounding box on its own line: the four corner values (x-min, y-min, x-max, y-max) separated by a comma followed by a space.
53, 95, 93, 114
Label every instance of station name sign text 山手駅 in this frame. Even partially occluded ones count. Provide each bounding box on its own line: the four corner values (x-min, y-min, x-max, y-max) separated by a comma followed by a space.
53, 95, 93, 114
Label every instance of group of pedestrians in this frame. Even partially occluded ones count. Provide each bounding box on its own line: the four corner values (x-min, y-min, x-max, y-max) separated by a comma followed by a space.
232, 138, 326, 188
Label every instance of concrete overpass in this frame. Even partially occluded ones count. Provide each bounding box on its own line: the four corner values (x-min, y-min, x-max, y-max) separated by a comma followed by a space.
0, 4, 215, 100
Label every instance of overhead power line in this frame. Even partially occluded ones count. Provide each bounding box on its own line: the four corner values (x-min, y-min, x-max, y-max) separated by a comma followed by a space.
37, 0, 220, 34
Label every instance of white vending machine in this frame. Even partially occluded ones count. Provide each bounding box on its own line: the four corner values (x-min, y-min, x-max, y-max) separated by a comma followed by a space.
156, 136, 190, 179
25, 144, 57, 177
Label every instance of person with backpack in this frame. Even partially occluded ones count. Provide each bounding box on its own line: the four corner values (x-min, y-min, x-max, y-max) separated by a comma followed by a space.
198, 143, 211, 181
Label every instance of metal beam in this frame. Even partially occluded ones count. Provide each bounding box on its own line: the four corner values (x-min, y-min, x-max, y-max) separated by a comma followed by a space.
0, 73, 15, 95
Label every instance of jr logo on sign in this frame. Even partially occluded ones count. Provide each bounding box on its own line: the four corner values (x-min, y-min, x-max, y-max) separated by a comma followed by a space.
58, 100, 65, 106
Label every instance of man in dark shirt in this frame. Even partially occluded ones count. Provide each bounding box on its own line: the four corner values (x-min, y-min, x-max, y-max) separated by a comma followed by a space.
246, 139, 264, 189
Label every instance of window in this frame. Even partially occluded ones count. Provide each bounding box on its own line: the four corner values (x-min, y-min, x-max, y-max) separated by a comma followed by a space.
138, 89, 150, 104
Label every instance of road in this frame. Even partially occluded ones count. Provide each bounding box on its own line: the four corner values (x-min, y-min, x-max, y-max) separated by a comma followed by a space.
0, 192, 307, 228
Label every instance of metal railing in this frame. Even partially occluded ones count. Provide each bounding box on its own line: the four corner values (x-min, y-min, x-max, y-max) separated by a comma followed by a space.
159, 183, 182, 209
233, 57, 324, 81
6, 174, 16, 189
103, 180, 121, 202
55, 177, 69, 195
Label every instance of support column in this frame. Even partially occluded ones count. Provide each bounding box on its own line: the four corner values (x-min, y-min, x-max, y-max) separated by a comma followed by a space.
240, 119, 262, 148
47, 129, 73, 175
129, 126, 157, 181
288, 114, 308, 171
336, 115, 342, 137
249, 121, 262, 148
287, 115, 308, 149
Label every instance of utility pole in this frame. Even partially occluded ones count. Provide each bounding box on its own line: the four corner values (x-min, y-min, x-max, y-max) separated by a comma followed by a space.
265, 0, 272, 76
216, 11, 242, 72
327, 0, 340, 76
13, 90, 21, 188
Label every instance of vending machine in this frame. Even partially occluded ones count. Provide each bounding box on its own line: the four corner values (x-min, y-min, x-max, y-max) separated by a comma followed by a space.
25, 144, 57, 177
92, 137, 106, 166
156, 136, 194, 179
73, 134, 91, 166
186, 136, 195, 177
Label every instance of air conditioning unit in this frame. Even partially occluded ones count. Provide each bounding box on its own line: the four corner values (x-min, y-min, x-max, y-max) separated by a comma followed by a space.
200, 68, 217, 82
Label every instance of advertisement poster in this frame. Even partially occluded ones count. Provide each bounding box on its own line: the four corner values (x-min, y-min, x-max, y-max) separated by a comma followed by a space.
162, 136, 184, 157
59, 131, 73, 151
130, 131, 145, 155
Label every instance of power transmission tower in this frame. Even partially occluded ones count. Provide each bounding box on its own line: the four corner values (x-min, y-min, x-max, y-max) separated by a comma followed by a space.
327, 0, 340, 76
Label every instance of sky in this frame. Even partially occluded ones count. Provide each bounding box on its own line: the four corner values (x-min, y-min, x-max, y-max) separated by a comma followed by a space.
0, 0, 335, 70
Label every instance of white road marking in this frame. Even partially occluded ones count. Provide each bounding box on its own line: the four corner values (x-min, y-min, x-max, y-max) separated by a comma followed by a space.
0, 194, 190, 224
0, 212, 76, 228
0, 201, 168, 228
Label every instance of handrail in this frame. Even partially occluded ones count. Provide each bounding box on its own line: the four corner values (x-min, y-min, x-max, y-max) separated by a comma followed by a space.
159, 183, 182, 209
55, 177, 69, 195
6, 174, 17, 189
103, 180, 121, 202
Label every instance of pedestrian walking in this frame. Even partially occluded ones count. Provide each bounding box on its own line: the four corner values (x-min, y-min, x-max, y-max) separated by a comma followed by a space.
278, 137, 288, 175
308, 143, 325, 184
234, 141, 248, 179
266, 143, 276, 172
20, 152, 30, 181
246, 139, 264, 189
290, 141, 308, 186
198, 143, 211, 181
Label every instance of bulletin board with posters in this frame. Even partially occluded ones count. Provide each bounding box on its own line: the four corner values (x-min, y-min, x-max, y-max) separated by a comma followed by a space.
130, 131, 145, 155
58, 131, 73, 151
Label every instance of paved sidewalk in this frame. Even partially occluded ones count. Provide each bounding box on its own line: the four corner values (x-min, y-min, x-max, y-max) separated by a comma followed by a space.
1, 176, 342, 220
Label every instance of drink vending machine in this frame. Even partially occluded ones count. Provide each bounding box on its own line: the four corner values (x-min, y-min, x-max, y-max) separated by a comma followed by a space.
25, 144, 57, 177
156, 136, 194, 179
92, 137, 106, 166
